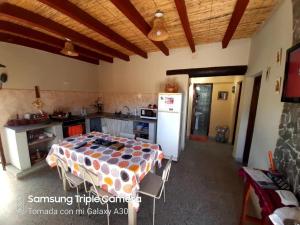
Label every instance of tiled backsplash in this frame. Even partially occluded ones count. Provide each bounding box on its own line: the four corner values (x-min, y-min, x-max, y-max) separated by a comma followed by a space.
0, 89, 100, 128
0, 89, 158, 128
102, 92, 157, 114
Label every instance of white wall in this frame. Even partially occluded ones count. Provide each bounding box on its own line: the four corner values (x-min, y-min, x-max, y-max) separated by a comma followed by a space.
233, 0, 293, 168
98, 39, 251, 150
0, 42, 99, 92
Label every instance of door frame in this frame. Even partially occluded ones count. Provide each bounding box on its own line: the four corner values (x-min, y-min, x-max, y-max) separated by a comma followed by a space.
190, 83, 213, 136
243, 75, 262, 165
232, 81, 243, 145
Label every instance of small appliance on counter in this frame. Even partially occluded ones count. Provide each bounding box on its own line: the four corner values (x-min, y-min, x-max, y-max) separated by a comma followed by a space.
140, 108, 157, 120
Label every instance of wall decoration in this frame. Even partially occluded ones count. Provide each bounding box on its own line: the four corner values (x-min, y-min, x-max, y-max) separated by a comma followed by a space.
266, 66, 271, 81
217, 91, 228, 100
277, 48, 283, 64
281, 42, 300, 102
275, 78, 281, 93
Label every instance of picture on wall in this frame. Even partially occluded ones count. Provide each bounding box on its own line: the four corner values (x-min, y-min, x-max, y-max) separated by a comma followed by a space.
217, 91, 228, 100
282, 42, 300, 102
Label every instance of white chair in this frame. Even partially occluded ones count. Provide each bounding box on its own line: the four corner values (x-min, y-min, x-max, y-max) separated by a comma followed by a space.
56, 156, 84, 210
138, 157, 173, 225
80, 165, 112, 225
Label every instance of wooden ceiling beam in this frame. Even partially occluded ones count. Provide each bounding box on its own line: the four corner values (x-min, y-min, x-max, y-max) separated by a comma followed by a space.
0, 32, 99, 64
0, 21, 113, 63
167, 65, 248, 77
37, 0, 147, 58
0, 3, 129, 61
222, 0, 249, 48
174, 0, 195, 52
110, 0, 169, 56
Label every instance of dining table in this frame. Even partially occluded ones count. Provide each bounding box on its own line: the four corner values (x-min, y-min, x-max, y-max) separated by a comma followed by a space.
46, 131, 164, 225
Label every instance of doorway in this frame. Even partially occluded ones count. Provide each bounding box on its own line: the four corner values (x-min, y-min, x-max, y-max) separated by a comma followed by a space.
243, 75, 262, 165
232, 81, 243, 145
191, 83, 213, 137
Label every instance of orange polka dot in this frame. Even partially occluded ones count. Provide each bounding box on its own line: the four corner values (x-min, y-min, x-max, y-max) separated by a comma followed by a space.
73, 163, 79, 172
101, 184, 108, 192
111, 152, 122, 157
104, 177, 113, 186
93, 160, 100, 170
132, 176, 137, 186
123, 184, 133, 193
84, 150, 93, 155
119, 161, 129, 168
65, 150, 70, 158
159, 153, 164, 160
146, 163, 150, 172
91, 153, 102, 158
132, 151, 142, 157
129, 164, 140, 172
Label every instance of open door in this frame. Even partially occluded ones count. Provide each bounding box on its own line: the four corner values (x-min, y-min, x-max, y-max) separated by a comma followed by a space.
243, 75, 262, 165
232, 81, 243, 145
190, 83, 213, 140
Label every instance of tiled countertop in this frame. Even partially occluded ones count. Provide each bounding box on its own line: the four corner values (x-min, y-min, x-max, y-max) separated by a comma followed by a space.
5, 121, 62, 133
86, 112, 157, 123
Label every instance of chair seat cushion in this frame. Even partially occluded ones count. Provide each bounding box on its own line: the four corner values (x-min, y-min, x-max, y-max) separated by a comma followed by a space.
139, 173, 163, 198
90, 186, 113, 197
65, 172, 84, 186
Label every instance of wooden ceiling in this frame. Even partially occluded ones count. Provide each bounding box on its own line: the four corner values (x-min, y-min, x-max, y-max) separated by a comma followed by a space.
0, 0, 279, 64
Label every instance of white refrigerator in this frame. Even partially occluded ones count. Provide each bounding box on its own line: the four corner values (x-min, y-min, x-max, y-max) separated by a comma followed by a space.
156, 93, 183, 161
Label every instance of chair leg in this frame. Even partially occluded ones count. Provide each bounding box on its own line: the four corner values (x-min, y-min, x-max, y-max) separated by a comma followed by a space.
163, 188, 166, 203
153, 198, 156, 225
106, 203, 110, 225
88, 191, 91, 217
76, 187, 81, 211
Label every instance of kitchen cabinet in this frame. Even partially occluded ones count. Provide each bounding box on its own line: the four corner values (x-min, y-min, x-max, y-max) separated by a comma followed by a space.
101, 118, 134, 136
3, 122, 63, 177
85, 113, 157, 143
86, 117, 102, 133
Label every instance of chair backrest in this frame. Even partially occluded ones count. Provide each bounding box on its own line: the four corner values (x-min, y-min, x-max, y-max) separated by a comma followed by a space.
156, 156, 173, 199
79, 165, 98, 193
56, 155, 68, 180
162, 156, 173, 182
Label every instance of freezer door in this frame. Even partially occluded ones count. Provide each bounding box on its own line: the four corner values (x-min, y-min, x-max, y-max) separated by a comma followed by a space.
156, 111, 181, 161
158, 93, 182, 113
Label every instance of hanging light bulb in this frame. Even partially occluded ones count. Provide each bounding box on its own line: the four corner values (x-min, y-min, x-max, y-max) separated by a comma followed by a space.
148, 10, 169, 42
61, 39, 79, 57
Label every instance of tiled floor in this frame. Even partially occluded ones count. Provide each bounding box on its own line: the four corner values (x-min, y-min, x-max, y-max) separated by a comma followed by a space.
0, 140, 245, 225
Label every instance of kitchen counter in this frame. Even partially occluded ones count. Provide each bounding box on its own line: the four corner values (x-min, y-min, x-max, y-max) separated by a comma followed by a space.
86, 112, 157, 123
5, 121, 62, 133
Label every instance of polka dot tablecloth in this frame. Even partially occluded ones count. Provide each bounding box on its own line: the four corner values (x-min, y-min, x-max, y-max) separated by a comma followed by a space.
46, 131, 164, 200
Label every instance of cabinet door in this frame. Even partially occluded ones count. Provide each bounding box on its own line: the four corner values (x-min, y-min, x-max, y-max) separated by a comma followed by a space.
90, 118, 102, 132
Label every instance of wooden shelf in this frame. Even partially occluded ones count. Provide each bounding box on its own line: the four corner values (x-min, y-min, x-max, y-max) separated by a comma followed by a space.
28, 136, 55, 147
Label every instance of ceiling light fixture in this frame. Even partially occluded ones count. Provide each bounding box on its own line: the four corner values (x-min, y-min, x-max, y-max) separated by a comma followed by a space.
148, 10, 169, 42
61, 39, 79, 57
